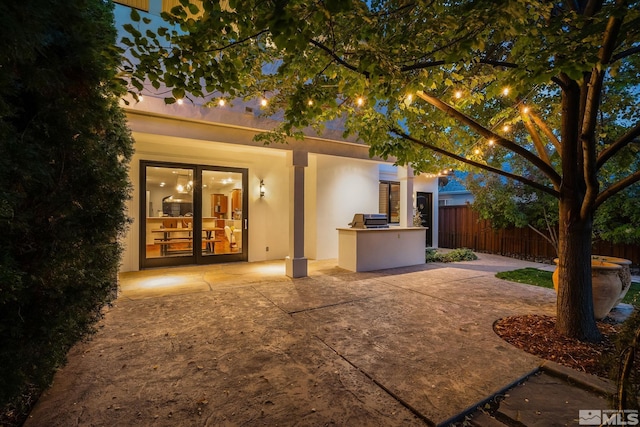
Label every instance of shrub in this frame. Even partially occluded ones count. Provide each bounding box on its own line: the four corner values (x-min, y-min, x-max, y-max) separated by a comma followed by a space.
425, 248, 478, 263
603, 309, 640, 410
0, 0, 133, 421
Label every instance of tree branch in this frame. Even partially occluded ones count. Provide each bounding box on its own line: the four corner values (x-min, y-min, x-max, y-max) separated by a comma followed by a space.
370, 2, 417, 18
400, 58, 517, 73
520, 107, 554, 181
308, 38, 368, 77
201, 29, 269, 53
528, 111, 562, 152
594, 170, 640, 210
527, 223, 559, 254
581, 1, 628, 218
596, 121, 640, 169
612, 45, 640, 63
415, 91, 562, 187
400, 60, 446, 72
392, 129, 560, 197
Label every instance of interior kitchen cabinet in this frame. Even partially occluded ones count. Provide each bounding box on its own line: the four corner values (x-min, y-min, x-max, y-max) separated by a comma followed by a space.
231, 189, 242, 219
211, 194, 228, 217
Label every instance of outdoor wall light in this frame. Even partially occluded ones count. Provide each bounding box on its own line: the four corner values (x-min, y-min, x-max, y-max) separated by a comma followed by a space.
260, 179, 265, 198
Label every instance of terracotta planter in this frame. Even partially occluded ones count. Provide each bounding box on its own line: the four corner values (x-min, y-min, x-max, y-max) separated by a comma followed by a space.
553, 258, 623, 320
592, 255, 632, 306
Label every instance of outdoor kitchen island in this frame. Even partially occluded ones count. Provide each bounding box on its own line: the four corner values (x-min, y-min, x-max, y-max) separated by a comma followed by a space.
336, 227, 426, 272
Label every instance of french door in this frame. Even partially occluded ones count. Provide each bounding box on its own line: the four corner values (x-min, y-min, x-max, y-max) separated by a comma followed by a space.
416, 192, 433, 247
140, 161, 248, 269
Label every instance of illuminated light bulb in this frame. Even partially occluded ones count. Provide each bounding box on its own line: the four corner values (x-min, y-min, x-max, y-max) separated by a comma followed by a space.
260, 98, 268, 107
502, 125, 510, 132
523, 106, 530, 114
356, 97, 364, 106
218, 99, 226, 107
502, 87, 510, 96
474, 148, 481, 155
406, 94, 413, 102
177, 98, 184, 105
454, 90, 463, 99
307, 100, 313, 106
488, 139, 495, 146
138, 95, 144, 102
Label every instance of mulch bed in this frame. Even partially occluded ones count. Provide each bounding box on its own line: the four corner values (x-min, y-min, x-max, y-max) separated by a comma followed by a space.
494, 314, 620, 378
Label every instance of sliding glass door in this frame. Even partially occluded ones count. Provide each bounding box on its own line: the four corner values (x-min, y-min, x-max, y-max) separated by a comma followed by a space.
201, 169, 246, 259
140, 161, 248, 269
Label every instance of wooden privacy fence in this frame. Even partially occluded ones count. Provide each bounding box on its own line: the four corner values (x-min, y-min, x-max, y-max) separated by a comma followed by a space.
438, 205, 640, 266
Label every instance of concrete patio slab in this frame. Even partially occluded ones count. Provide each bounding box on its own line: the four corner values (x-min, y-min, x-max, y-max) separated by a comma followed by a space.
25, 254, 596, 426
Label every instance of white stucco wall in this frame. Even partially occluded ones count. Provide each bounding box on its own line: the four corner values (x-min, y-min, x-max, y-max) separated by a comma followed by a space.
311, 155, 380, 260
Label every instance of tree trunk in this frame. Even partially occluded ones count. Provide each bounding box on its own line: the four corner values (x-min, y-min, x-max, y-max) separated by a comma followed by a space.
554, 76, 601, 342
555, 200, 601, 342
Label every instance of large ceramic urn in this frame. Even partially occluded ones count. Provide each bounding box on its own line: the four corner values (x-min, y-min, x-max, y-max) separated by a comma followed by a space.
553, 258, 623, 320
591, 255, 632, 306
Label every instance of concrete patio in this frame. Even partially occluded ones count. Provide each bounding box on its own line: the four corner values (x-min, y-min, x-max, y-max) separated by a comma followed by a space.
24, 254, 612, 426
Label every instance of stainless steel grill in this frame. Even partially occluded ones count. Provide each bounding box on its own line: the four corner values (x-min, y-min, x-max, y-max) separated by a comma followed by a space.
348, 213, 389, 229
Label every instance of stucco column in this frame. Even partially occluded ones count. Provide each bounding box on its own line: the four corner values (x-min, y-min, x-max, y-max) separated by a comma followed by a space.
398, 166, 415, 227
285, 150, 308, 278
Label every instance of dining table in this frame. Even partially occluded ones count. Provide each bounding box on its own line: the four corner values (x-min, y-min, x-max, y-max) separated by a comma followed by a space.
151, 226, 225, 255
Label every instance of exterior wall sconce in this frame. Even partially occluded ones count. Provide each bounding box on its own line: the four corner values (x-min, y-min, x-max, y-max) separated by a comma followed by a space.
259, 179, 265, 198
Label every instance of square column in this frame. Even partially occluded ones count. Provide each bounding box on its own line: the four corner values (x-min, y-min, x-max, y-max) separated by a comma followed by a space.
285, 151, 308, 278
398, 166, 415, 227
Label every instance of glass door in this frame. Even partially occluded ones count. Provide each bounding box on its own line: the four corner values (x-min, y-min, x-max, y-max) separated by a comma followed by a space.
140, 161, 248, 269
200, 168, 247, 262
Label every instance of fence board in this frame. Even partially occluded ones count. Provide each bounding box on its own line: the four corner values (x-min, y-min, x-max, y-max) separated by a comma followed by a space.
438, 205, 640, 266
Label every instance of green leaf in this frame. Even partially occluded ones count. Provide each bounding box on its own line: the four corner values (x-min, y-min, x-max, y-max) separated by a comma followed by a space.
171, 87, 185, 99
188, 3, 200, 15
130, 8, 140, 22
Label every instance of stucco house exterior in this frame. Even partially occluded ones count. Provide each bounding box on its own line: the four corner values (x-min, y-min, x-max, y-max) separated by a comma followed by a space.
114, 1, 440, 276
438, 173, 474, 206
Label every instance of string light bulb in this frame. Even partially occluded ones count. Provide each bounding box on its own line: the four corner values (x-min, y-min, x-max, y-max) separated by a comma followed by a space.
454, 90, 463, 99
260, 98, 268, 107
522, 106, 530, 114
474, 148, 481, 155
356, 96, 364, 106
177, 98, 184, 105
502, 125, 510, 132
138, 95, 144, 102
488, 139, 495, 146
502, 87, 510, 96
307, 99, 314, 106
218, 99, 226, 107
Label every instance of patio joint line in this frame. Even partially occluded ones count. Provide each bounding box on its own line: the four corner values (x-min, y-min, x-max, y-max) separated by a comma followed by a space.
311, 333, 436, 427
286, 296, 378, 315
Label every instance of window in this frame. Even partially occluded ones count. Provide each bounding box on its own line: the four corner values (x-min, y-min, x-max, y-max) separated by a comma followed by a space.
379, 181, 400, 224
113, 0, 149, 11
